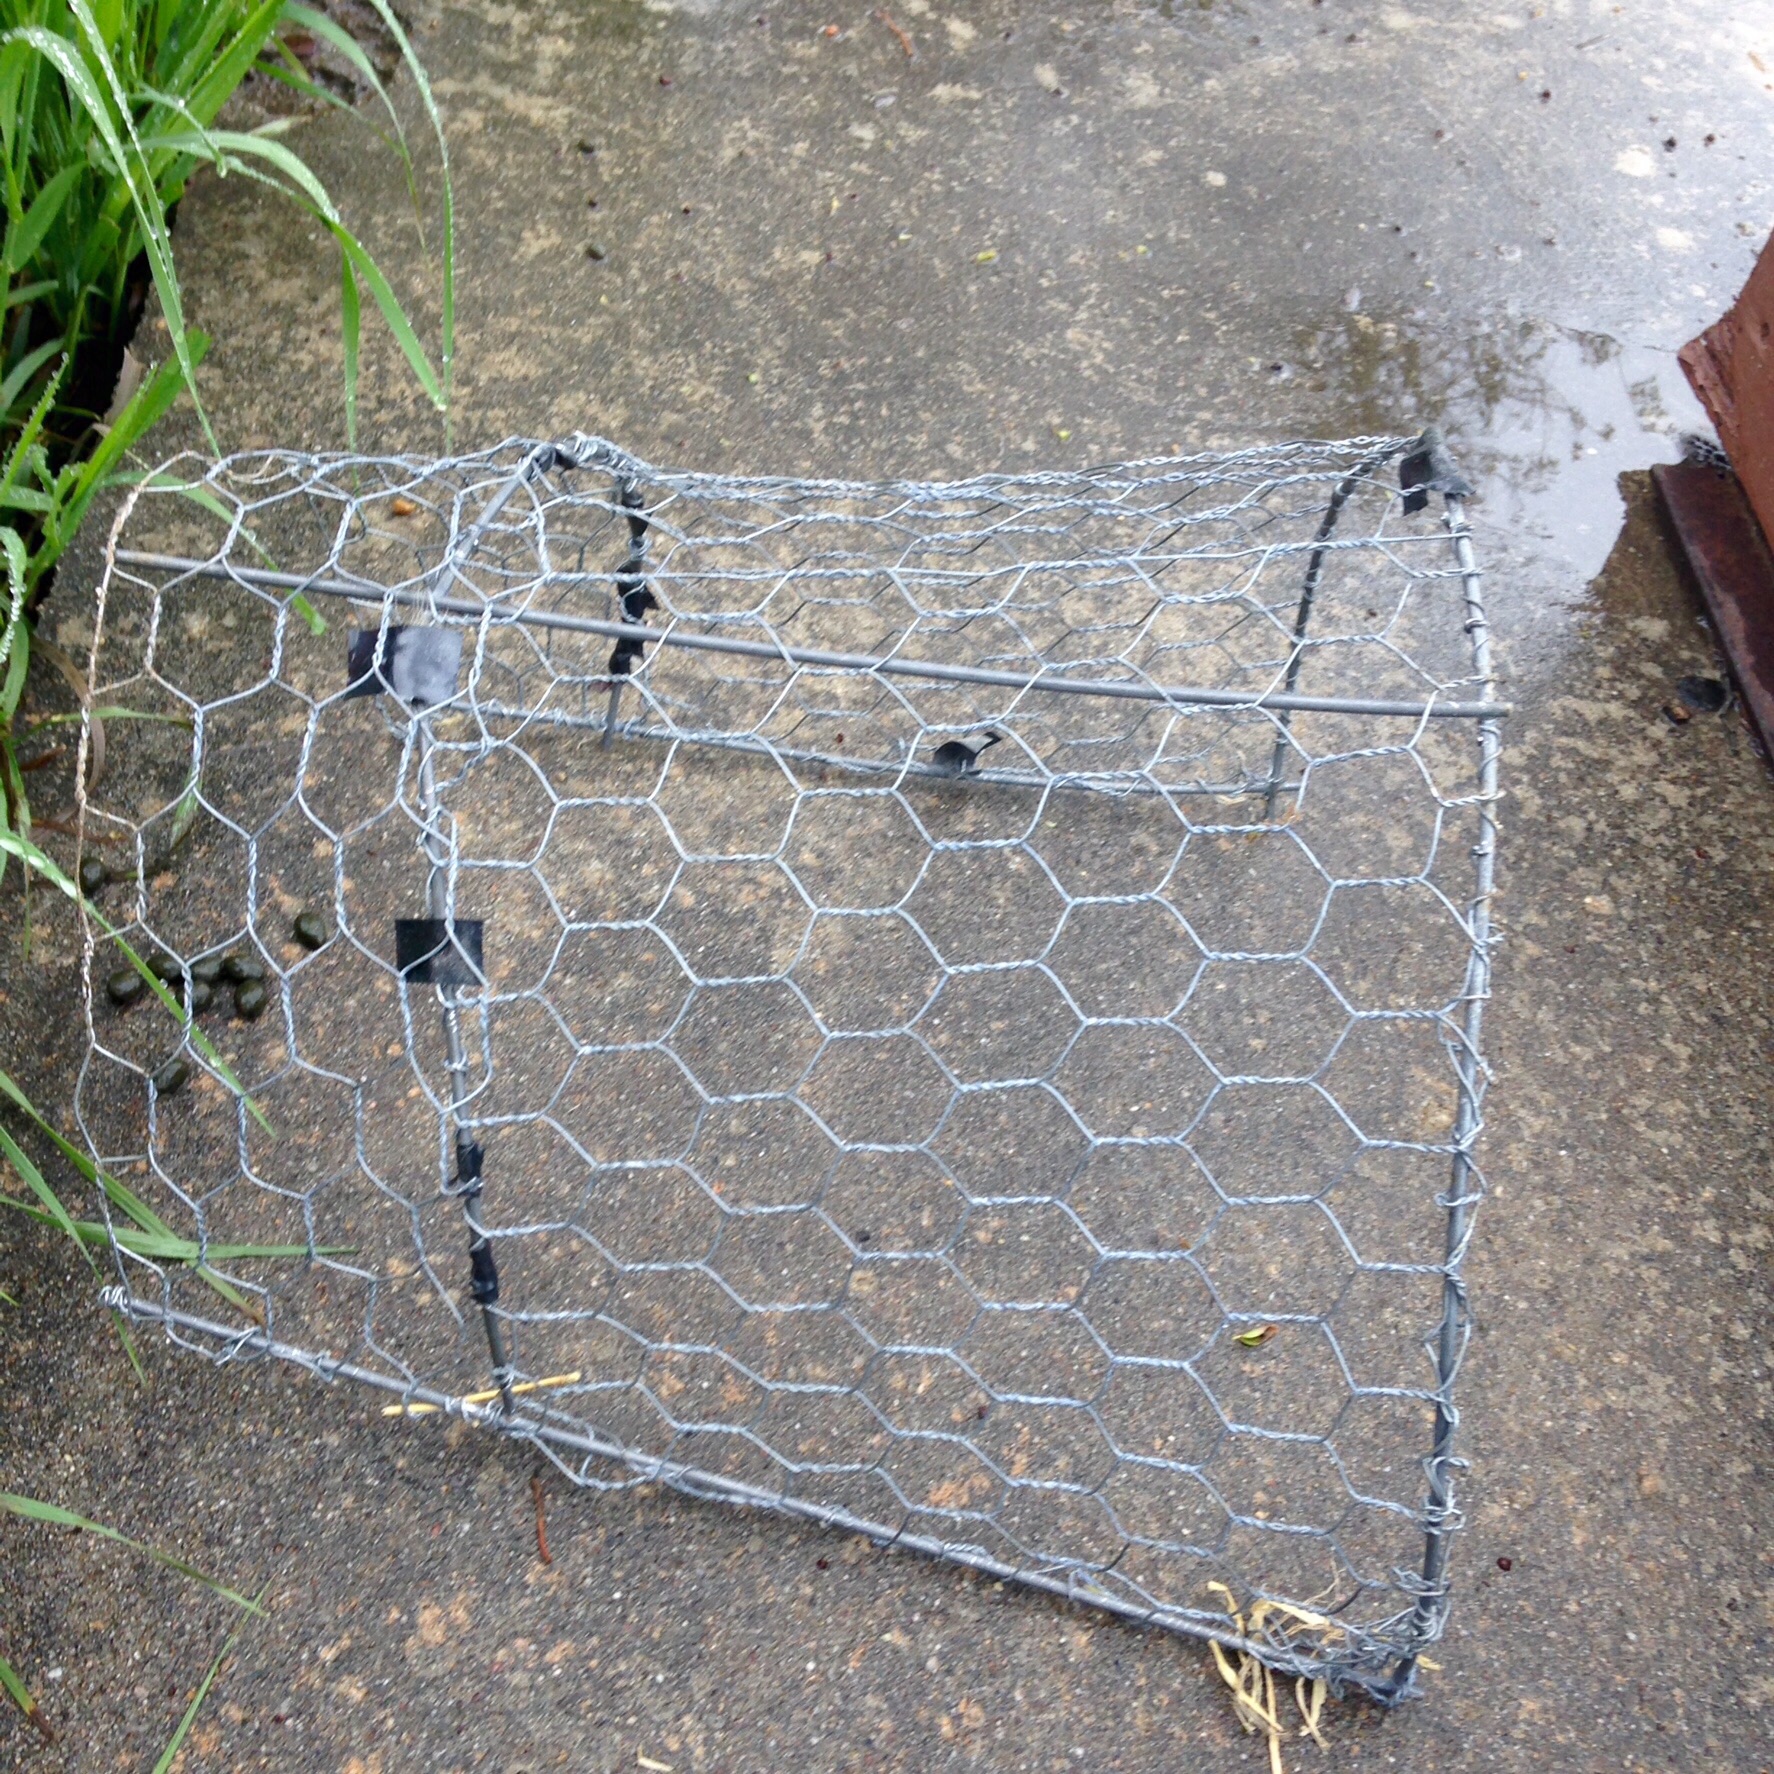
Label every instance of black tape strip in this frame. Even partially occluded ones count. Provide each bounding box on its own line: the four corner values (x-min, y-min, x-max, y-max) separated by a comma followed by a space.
394, 917, 486, 986
609, 483, 657, 676
1399, 428, 1475, 515
468, 1237, 500, 1305
345, 627, 463, 707
619, 479, 650, 544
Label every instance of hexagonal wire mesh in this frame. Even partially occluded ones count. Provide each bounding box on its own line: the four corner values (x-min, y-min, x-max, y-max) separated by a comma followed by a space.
73, 431, 1500, 1700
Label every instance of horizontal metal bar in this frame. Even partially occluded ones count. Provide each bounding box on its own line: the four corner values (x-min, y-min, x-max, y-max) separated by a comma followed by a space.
473, 698, 1296, 800
115, 549, 1512, 720
102, 1288, 1394, 1683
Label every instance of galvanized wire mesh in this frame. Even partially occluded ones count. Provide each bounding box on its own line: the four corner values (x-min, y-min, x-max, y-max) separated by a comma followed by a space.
74, 433, 1500, 1698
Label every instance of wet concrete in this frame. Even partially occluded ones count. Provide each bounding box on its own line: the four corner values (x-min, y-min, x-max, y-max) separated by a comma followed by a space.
4, 0, 1774, 1768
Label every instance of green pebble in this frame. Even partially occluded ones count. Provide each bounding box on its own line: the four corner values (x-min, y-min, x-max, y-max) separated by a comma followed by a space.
191, 957, 224, 985
189, 980, 214, 1015
148, 952, 182, 982
293, 911, 329, 951
234, 979, 268, 1021
223, 952, 266, 984
151, 1056, 190, 1097
105, 967, 145, 1008
78, 857, 109, 895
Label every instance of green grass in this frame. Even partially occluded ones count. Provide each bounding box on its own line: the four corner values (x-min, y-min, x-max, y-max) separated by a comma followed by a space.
0, 1642, 52, 1742
0, 1494, 265, 1746
0, 0, 450, 1232
1, 0, 453, 470
152, 1599, 263, 1772
1, 0, 454, 843
0, 12, 450, 1738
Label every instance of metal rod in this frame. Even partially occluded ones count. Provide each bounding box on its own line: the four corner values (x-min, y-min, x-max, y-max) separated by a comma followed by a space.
367, 458, 549, 1412
1383, 492, 1499, 1699
428, 450, 549, 603
474, 697, 1302, 800
100, 1287, 1406, 1698
600, 678, 625, 749
114, 550, 1512, 720
414, 709, 513, 1409
1263, 444, 1402, 817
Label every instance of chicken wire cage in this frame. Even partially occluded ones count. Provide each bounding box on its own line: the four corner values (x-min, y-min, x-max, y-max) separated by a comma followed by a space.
69, 430, 1501, 1700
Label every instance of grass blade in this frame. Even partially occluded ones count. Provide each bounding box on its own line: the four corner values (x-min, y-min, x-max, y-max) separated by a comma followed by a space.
281, 2, 417, 199
2, 279, 57, 313
24, 705, 193, 730
0, 1192, 342, 1264
0, 336, 65, 432
359, 0, 454, 420
143, 477, 325, 633
0, 1119, 97, 1272
340, 249, 360, 449
136, 126, 445, 411
0, 1493, 263, 1614
152, 1598, 263, 1774
0, 1648, 54, 1743
4, 18, 212, 450
0, 524, 28, 709
0, 161, 81, 280
0, 1068, 296, 1321
38, 338, 208, 594
110, 1307, 147, 1382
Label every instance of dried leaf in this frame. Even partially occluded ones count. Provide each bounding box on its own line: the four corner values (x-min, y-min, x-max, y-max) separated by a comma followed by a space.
1235, 1324, 1278, 1348
101, 347, 145, 428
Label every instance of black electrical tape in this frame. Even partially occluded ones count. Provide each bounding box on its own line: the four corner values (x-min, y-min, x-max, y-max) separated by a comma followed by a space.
468, 1238, 500, 1305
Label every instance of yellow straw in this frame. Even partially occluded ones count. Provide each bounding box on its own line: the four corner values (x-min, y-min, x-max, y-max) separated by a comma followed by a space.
381, 1371, 581, 1416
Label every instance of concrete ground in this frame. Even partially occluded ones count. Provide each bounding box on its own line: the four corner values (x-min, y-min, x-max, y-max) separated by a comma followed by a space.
4, 0, 1774, 1768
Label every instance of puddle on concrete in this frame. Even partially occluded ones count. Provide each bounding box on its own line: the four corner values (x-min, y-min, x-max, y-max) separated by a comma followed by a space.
1301, 313, 1702, 582
1296, 306, 1711, 684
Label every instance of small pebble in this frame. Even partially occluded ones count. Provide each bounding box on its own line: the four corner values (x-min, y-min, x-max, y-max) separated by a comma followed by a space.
78, 857, 109, 895
585, 240, 609, 261
106, 967, 145, 1008
223, 953, 265, 984
151, 1056, 190, 1097
235, 979, 269, 1021
189, 980, 214, 1015
293, 911, 329, 951
191, 956, 224, 985
148, 952, 182, 982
